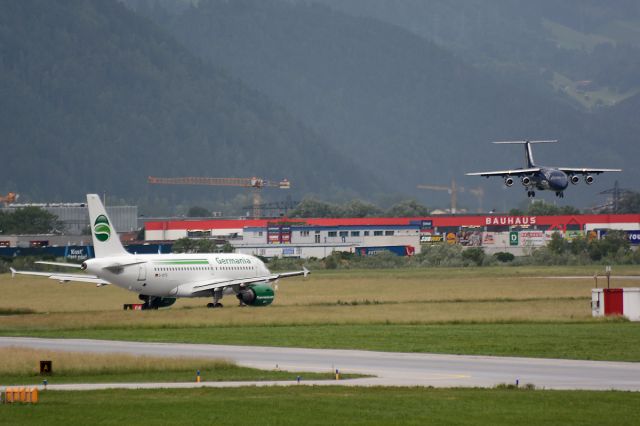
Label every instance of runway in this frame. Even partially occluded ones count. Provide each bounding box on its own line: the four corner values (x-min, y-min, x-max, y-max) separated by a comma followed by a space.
1, 337, 640, 391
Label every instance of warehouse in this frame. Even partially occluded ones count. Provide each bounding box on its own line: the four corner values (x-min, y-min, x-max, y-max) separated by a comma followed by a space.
144, 214, 640, 258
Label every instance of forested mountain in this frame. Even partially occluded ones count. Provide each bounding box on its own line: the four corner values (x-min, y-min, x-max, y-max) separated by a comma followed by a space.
128, 0, 632, 209
0, 0, 380, 212
317, 0, 640, 109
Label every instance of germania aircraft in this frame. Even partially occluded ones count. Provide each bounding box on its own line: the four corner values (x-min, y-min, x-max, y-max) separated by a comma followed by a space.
11, 194, 309, 309
466, 140, 621, 198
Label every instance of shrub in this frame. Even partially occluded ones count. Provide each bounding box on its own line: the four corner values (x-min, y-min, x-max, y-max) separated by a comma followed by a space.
494, 252, 515, 263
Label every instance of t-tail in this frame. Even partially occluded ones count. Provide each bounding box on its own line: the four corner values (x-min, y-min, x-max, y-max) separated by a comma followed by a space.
87, 194, 129, 258
492, 140, 557, 168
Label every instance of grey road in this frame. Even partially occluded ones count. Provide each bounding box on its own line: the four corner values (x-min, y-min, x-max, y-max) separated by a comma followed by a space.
1, 337, 639, 391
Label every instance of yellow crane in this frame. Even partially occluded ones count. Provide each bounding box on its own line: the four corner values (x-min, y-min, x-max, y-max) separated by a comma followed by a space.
417, 178, 484, 213
0, 192, 18, 206
148, 176, 290, 218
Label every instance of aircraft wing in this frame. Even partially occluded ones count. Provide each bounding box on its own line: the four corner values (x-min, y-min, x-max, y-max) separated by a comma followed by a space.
10, 267, 110, 286
466, 168, 540, 177
176, 267, 310, 296
557, 167, 622, 174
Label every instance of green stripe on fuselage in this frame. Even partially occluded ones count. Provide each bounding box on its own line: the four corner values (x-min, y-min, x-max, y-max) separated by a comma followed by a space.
153, 260, 210, 265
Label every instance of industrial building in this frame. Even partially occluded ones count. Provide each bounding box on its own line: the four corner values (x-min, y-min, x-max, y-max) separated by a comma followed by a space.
1, 203, 138, 235
144, 214, 640, 258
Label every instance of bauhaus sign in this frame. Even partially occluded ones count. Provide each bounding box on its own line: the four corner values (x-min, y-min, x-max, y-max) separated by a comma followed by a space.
485, 216, 537, 226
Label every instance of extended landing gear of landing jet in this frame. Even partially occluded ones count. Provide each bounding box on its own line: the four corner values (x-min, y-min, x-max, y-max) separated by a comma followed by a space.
527, 190, 536, 198
555, 191, 564, 198
207, 302, 223, 309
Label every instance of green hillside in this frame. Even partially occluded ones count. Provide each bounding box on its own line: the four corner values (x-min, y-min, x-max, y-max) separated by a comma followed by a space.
130, 0, 632, 208
0, 0, 380, 211
317, 0, 640, 109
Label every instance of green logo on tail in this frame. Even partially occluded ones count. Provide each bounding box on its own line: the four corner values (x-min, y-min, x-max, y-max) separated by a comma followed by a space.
94, 215, 111, 242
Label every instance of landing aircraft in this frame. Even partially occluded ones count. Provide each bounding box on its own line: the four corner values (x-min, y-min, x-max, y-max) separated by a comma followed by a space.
466, 140, 621, 198
11, 194, 309, 309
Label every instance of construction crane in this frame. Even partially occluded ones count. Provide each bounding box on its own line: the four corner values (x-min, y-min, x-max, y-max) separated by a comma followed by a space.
417, 178, 484, 213
0, 192, 18, 206
148, 176, 290, 218
242, 195, 300, 218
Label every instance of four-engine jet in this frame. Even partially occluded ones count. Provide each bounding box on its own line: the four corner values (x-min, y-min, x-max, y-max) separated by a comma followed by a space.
466, 140, 621, 198
11, 194, 309, 309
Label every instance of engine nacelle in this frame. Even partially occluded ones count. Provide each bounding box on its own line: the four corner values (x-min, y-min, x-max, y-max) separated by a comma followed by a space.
521, 176, 531, 186
585, 175, 594, 185
504, 177, 514, 187
237, 284, 275, 306
570, 175, 580, 185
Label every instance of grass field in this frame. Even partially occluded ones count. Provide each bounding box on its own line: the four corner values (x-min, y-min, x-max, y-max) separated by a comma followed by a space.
1, 266, 639, 361
0, 348, 355, 385
2, 386, 640, 425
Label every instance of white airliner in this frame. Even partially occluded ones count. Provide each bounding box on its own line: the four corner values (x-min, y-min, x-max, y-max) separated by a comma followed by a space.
11, 194, 309, 309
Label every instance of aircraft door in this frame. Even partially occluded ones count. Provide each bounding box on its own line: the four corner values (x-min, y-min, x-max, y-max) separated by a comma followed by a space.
137, 265, 147, 281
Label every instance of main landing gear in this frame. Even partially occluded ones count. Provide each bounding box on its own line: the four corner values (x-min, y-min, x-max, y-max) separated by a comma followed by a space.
555, 191, 564, 198
207, 289, 224, 308
527, 190, 536, 198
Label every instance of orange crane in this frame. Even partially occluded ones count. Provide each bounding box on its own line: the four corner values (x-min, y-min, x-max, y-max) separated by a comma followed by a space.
0, 192, 18, 206
148, 176, 290, 218
417, 178, 484, 213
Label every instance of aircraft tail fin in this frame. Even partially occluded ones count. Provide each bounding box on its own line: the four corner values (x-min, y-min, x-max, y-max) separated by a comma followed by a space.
86, 194, 129, 258
492, 140, 557, 168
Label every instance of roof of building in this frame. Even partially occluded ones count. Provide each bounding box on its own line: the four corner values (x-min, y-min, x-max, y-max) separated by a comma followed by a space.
145, 214, 640, 231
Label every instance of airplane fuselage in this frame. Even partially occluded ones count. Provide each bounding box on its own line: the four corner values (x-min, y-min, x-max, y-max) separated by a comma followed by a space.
83, 253, 270, 298
530, 168, 569, 192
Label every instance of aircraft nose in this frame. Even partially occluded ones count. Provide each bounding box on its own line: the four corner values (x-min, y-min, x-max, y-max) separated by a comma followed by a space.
551, 175, 568, 190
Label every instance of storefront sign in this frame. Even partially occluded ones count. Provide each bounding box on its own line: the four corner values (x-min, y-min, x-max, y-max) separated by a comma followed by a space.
485, 216, 537, 226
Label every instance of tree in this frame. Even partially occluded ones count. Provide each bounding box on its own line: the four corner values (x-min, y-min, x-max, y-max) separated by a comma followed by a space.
289, 199, 344, 218
187, 206, 211, 217
172, 237, 197, 253
547, 232, 567, 255
343, 200, 382, 218
527, 201, 580, 216
0, 207, 62, 234
618, 192, 640, 213
386, 200, 430, 217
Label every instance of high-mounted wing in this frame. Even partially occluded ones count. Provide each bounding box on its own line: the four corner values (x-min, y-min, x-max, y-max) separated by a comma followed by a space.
557, 167, 622, 175
10, 268, 110, 286
172, 267, 310, 297
466, 168, 540, 177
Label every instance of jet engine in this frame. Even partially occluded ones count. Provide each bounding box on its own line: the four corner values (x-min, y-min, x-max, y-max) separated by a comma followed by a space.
570, 175, 580, 185
504, 177, 514, 187
585, 175, 594, 185
521, 176, 531, 186
237, 284, 275, 306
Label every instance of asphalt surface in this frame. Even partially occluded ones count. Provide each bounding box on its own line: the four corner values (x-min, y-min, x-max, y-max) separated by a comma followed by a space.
1, 337, 640, 391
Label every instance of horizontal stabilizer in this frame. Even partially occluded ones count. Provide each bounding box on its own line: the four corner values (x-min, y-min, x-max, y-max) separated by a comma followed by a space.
9, 267, 110, 285
35, 261, 83, 269
492, 140, 557, 144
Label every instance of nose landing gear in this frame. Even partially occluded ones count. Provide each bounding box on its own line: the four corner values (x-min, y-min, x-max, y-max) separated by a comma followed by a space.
555, 191, 564, 198
527, 190, 536, 198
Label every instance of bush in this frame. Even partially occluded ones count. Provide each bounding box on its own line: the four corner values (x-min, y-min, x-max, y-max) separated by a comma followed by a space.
494, 252, 515, 263
461, 247, 485, 266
